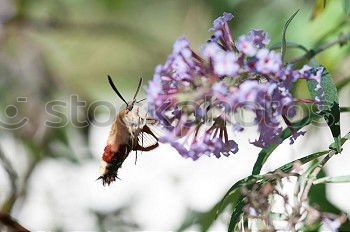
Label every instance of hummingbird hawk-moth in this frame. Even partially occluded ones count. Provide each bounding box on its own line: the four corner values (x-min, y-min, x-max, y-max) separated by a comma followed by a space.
98, 76, 159, 185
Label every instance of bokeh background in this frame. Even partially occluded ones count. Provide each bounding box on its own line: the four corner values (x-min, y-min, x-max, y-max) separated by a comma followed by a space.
0, 0, 350, 231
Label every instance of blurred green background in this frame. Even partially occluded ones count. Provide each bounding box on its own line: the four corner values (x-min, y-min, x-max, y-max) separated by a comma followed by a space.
0, 0, 350, 231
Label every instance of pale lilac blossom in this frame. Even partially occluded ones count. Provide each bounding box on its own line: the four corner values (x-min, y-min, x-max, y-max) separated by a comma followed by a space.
237, 35, 256, 56
146, 12, 326, 159
201, 42, 221, 59
256, 49, 282, 74
213, 51, 239, 77
247, 29, 270, 48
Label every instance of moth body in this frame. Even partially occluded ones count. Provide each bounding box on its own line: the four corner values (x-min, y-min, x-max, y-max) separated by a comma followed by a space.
98, 76, 159, 185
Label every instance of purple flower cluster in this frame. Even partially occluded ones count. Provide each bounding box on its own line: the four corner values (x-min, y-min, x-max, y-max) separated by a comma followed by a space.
146, 12, 324, 160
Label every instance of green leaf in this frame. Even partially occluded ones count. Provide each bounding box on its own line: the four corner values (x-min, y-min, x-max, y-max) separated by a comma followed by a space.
276, 150, 328, 173
330, 130, 349, 150
177, 190, 243, 232
178, 175, 265, 231
310, 171, 334, 208
299, 222, 322, 232
253, 109, 350, 176
336, 76, 350, 90
298, 157, 323, 192
307, 63, 341, 152
225, 150, 327, 231
180, 130, 350, 231
216, 175, 265, 214
281, 10, 300, 64
345, 131, 350, 140
314, 175, 350, 184
308, 168, 350, 230
252, 113, 320, 175
340, 107, 350, 113
225, 131, 350, 231
228, 199, 245, 231
270, 41, 308, 52
343, 0, 350, 15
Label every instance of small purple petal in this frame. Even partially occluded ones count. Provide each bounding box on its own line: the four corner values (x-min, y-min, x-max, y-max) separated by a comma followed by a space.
237, 35, 256, 56
209, 12, 234, 31
213, 51, 239, 77
247, 29, 270, 48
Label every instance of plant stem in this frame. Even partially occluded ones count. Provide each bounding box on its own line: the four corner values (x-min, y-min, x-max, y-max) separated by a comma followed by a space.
340, 107, 350, 113
314, 175, 350, 185
289, 32, 350, 64
0, 148, 17, 197
0, 211, 30, 232
300, 149, 336, 202
315, 18, 350, 47
337, 76, 350, 90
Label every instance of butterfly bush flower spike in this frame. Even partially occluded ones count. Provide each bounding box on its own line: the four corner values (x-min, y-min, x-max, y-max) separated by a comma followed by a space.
146, 12, 326, 160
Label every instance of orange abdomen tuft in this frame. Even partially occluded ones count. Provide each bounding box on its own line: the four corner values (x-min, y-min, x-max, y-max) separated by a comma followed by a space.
102, 144, 115, 162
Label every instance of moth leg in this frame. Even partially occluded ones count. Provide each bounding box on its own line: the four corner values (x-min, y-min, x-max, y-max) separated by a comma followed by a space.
133, 142, 159, 151
146, 118, 157, 125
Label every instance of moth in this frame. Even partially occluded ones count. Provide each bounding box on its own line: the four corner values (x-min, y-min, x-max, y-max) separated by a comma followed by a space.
98, 76, 159, 185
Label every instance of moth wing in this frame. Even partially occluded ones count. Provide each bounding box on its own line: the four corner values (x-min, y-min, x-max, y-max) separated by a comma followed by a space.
136, 124, 164, 150
137, 132, 158, 148
138, 127, 157, 147
145, 123, 164, 138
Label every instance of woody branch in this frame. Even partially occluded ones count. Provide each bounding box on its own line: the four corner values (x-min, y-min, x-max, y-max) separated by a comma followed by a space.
0, 211, 30, 232
289, 32, 350, 64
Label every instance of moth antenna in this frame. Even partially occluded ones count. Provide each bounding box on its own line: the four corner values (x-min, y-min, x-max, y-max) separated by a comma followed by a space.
107, 75, 128, 105
133, 77, 143, 101
137, 98, 147, 103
